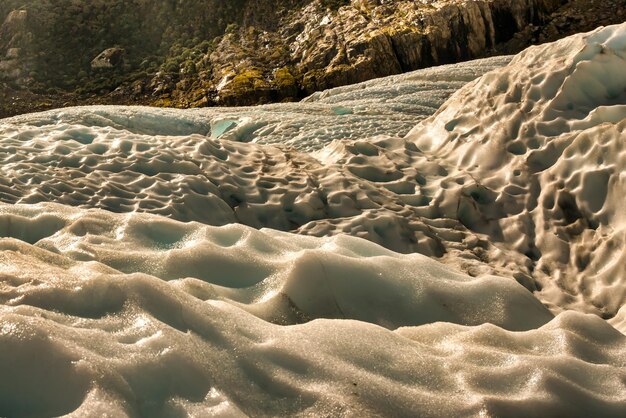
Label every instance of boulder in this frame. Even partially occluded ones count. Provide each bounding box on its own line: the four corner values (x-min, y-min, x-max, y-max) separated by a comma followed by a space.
91, 48, 125, 69
6, 48, 20, 59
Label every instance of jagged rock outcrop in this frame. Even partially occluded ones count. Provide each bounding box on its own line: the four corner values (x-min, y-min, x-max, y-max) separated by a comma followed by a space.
0, 10, 29, 51
499, 0, 626, 53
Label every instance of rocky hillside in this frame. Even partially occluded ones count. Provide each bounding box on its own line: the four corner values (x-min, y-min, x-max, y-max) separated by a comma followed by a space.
1, 0, 624, 117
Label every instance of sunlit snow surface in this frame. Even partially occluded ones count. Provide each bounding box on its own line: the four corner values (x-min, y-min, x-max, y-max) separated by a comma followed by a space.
1, 26, 626, 417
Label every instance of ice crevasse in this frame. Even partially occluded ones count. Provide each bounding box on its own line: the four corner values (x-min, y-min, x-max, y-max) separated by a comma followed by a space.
0, 23, 626, 418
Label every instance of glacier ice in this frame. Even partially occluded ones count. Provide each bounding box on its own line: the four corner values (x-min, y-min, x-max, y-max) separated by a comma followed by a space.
0, 203, 624, 417
1, 24, 626, 417
407, 23, 626, 319
3, 56, 510, 152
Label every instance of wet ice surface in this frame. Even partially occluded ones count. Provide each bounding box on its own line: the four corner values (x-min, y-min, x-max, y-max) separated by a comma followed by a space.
2, 27, 626, 417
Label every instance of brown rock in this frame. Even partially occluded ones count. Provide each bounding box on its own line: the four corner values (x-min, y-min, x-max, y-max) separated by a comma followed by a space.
91, 48, 125, 70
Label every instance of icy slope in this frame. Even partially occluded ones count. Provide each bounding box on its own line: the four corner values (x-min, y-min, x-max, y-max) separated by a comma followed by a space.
407, 23, 626, 319
2, 24, 626, 319
1, 24, 626, 417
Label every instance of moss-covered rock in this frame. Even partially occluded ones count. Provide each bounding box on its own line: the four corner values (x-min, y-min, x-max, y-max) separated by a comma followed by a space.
217, 67, 272, 105
273, 66, 298, 99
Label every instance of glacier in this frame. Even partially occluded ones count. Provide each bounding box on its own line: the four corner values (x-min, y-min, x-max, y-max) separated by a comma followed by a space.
1, 25, 626, 417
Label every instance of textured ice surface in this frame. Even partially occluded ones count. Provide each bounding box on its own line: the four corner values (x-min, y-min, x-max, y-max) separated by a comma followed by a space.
2, 25, 626, 417
0, 203, 553, 332
0, 203, 624, 417
407, 23, 626, 319
3, 56, 510, 152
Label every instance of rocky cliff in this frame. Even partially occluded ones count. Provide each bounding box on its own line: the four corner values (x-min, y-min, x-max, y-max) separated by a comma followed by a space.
1, 0, 624, 117
164, 0, 570, 107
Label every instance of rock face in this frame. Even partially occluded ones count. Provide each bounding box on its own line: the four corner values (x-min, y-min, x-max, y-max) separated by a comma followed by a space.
91, 48, 125, 69
178, 0, 567, 106
0, 10, 29, 51
495, 0, 626, 53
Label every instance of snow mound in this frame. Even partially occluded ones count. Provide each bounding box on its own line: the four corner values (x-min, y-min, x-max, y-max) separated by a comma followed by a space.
1, 203, 624, 417
0, 202, 552, 331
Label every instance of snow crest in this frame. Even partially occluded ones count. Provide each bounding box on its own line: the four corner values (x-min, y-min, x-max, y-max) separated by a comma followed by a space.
1, 25, 626, 417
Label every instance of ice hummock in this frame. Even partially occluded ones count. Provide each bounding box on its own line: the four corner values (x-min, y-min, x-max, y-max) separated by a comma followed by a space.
1, 24, 626, 417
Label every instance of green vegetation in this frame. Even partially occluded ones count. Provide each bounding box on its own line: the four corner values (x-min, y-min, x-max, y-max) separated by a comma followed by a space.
0, 0, 248, 93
